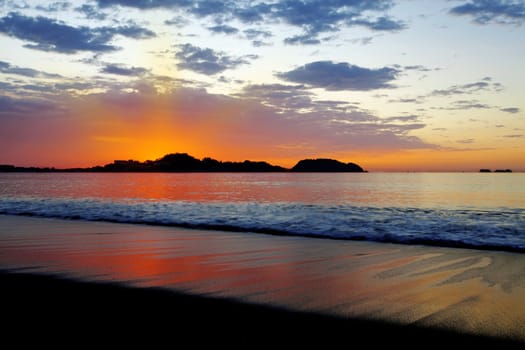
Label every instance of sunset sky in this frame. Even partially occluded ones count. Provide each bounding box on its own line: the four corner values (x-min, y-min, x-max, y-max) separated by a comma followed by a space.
1, 0, 524, 171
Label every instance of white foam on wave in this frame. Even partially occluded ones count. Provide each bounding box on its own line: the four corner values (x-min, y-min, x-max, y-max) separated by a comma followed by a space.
0, 196, 523, 252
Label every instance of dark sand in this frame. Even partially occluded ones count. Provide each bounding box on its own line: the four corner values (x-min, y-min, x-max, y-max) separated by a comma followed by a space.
1, 215, 525, 346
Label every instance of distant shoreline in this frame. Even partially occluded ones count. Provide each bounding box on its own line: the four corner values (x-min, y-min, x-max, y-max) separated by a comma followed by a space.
0, 152, 365, 173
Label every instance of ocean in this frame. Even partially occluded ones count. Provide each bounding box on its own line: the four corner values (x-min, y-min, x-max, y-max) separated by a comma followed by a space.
0, 172, 524, 252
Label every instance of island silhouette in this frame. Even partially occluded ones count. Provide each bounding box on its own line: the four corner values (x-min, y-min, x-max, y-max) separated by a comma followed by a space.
0, 153, 366, 173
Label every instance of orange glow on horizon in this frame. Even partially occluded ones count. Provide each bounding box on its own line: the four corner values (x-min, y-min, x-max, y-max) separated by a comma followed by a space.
1, 89, 523, 172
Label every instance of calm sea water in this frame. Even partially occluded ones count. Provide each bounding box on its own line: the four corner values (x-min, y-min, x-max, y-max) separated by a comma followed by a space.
0, 173, 523, 252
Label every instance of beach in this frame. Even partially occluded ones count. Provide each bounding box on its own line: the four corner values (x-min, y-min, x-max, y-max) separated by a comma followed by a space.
1, 215, 524, 346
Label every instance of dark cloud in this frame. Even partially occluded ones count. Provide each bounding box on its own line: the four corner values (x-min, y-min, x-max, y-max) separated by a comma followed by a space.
188, 0, 230, 17
277, 61, 400, 91
449, 0, 525, 25
0, 12, 113, 53
175, 43, 257, 75
278, 2, 404, 45
75, 4, 108, 20
500, 107, 520, 114
0, 60, 62, 78
96, 0, 404, 45
0, 13, 155, 54
284, 33, 321, 45
271, 1, 395, 31
105, 25, 156, 39
101, 64, 148, 76
208, 24, 239, 35
502, 134, 524, 138
234, 3, 273, 23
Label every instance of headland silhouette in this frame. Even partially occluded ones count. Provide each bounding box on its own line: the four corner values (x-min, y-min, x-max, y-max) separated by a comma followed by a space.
0, 152, 366, 173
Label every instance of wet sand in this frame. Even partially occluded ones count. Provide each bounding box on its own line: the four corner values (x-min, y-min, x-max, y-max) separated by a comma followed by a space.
1, 215, 524, 346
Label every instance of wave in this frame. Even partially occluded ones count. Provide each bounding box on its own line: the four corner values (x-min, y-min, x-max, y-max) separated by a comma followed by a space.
0, 196, 524, 253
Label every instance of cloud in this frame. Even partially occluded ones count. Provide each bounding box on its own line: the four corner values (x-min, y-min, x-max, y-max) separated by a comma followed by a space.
239, 83, 314, 111
252, 40, 272, 47
430, 78, 503, 96
450, 100, 492, 110
348, 16, 406, 31
75, 4, 108, 20
105, 25, 156, 40
403, 65, 436, 72
456, 138, 475, 144
233, 2, 273, 23
0, 94, 63, 116
384, 115, 421, 123
164, 16, 190, 27
449, 0, 525, 25
271, 0, 397, 31
0, 12, 155, 54
36, 2, 71, 12
175, 43, 257, 75
101, 64, 148, 76
243, 28, 273, 47
278, 2, 404, 45
348, 36, 375, 45
96, 0, 185, 9
277, 61, 400, 91
188, 0, 231, 17
500, 107, 520, 114
208, 24, 239, 35
0, 12, 114, 53
389, 98, 423, 104
0, 60, 62, 78
96, 0, 404, 45
284, 33, 321, 45
237, 83, 429, 151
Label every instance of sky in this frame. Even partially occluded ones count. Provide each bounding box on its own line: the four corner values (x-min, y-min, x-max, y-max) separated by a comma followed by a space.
0, 0, 524, 171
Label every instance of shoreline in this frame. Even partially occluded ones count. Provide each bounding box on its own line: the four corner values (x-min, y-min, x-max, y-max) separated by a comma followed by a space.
1, 215, 525, 345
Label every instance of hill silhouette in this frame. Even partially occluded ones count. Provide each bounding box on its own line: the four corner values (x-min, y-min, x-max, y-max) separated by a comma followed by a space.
0, 153, 366, 173
291, 159, 364, 172
100, 153, 287, 172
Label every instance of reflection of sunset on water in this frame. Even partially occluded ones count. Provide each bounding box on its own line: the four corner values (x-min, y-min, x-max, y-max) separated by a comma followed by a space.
1, 215, 524, 341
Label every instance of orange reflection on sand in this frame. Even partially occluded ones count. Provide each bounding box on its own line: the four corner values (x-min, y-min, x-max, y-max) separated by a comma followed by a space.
2, 216, 525, 342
